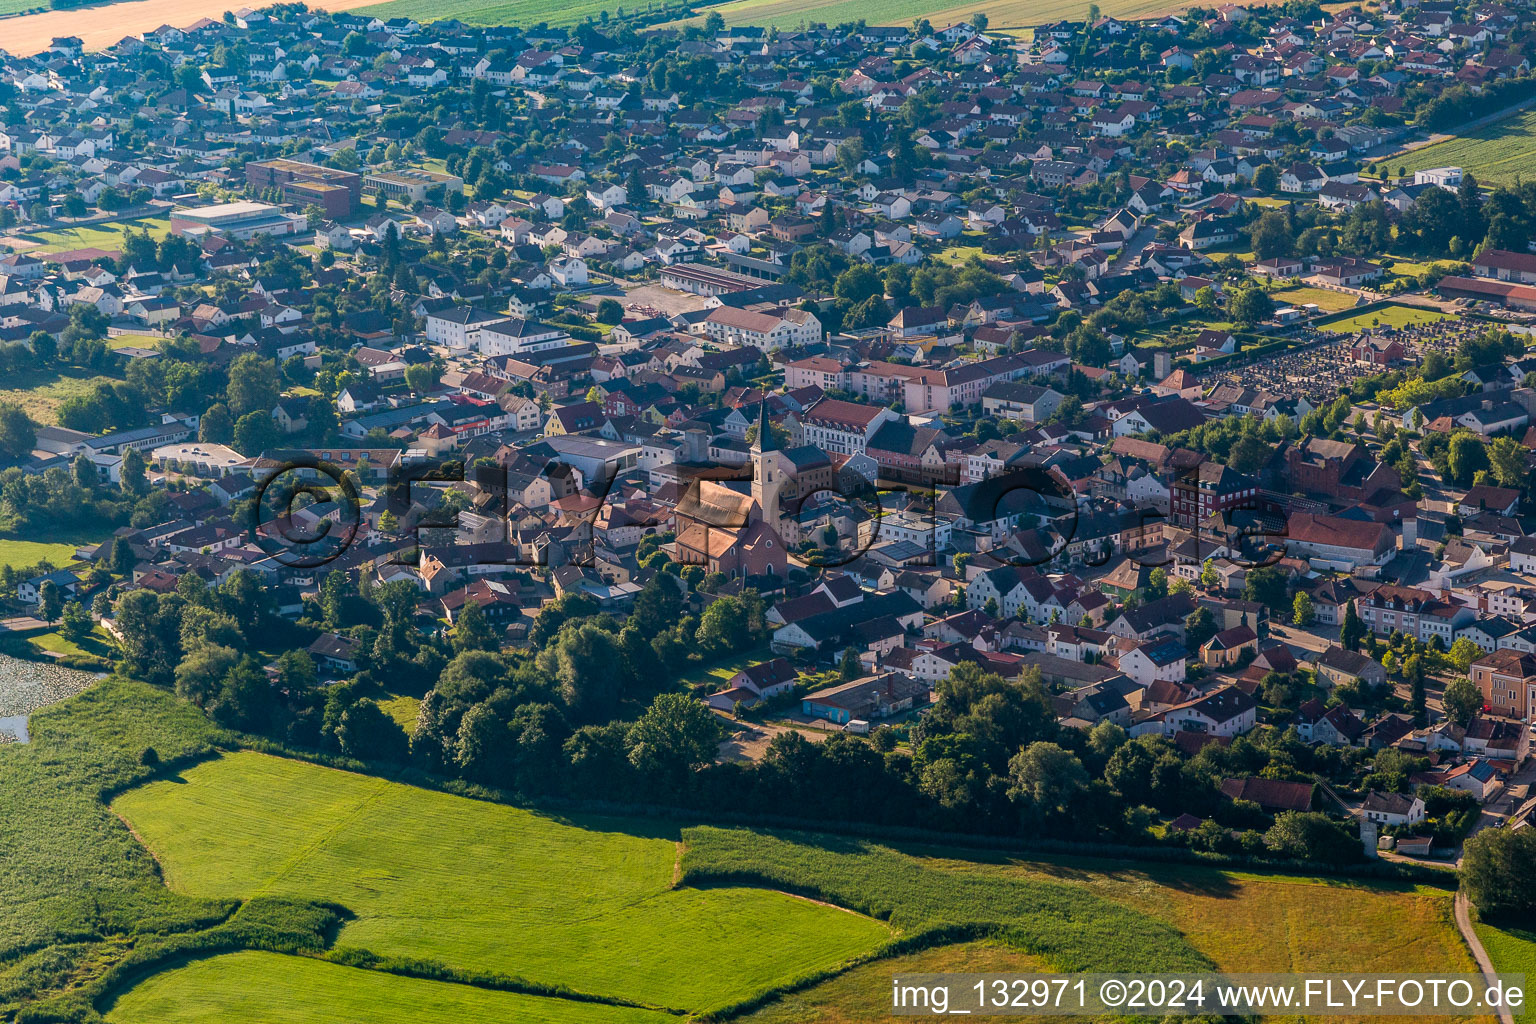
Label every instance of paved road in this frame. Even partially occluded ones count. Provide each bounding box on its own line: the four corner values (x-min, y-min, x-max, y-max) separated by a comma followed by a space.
1454, 890, 1517, 1024
1111, 224, 1159, 270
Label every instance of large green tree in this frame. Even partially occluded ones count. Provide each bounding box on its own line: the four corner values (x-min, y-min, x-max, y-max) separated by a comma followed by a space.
625, 691, 721, 783
1461, 827, 1536, 921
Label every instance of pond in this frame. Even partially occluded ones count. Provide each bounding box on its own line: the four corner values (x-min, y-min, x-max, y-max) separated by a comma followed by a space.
0, 654, 105, 743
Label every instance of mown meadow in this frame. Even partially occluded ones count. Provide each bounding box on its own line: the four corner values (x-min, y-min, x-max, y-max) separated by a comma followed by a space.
0, 675, 1484, 1024
112, 751, 890, 1014
106, 951, 676, 1024
683, 828, 1477, 1022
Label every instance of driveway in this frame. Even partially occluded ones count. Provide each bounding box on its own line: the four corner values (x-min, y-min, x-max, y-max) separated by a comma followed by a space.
1454, 890, 1517, 1024
713, 715, 829, 764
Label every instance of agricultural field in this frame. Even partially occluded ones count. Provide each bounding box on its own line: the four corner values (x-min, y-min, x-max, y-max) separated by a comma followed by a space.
740, 941, 1050, 1024
684, 828, 1477, 1022
660, 0, 1174, 31
357, 0, 657, 27
0, 0, 373, 55
1398, 108, 1536, 188
1320, 304, 1453, 332
4, 215, 171, 256
1, 675, 1493, 1024
0, 678, 232, 1018
359, 0, 1190, 31
112, 751, 891, 1014
106, 951, 675, 1024
1270, 285, 1360, 313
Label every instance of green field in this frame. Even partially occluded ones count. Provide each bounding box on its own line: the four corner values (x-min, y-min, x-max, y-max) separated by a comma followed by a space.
0, 678, 235, 1019
681, 828, 1473, 983
1, 671, 1494, 1024
1399, 108, 1536, 188
0, 524, 105, 571
29, 625, 116, 660
112, 751, 889, 1014
356, 0, 655, 27
662, 0, 1173, 29
0, 538, 84, 569
361, 0, 1173, 30
107, 951, 674, 1024
1478, 921, 1536, 1024
1320, 304, 1453, 333
1406, 108, 1536, 188
375, 693, 421, 730
0, 367, 121, 425
8, 215, 171, 256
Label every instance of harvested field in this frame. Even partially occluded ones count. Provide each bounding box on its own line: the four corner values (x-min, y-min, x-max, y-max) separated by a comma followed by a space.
0, 0, 376, 55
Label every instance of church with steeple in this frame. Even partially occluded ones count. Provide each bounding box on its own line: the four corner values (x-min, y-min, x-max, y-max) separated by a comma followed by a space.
672, 400, 790, 578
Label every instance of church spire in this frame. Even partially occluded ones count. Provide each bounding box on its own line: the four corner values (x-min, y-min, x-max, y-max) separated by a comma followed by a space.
751, 397, 780, 526
752, 398, 776, 453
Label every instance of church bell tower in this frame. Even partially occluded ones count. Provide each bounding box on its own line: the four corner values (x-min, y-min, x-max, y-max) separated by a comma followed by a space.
751, 400, 781, 527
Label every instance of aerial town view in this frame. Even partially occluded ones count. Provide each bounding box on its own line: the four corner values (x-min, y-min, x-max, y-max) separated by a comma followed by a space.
0, 0, 1535, 1020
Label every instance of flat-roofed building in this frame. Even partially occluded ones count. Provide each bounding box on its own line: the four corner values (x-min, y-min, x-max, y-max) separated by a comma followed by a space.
245, 158, 361, 217
364, 168, 465, 204
170, 201, 304, 240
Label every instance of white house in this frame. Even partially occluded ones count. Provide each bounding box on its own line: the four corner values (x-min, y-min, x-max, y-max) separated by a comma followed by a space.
1361, 791, 1426, 826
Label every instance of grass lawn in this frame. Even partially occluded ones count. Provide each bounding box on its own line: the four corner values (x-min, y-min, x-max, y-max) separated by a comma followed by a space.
1399, 108, 1536, 187
375, 693, 420, 731
932, 245, 986, 266
1321, 304, 1453, 332
112, 751, 889, 1014
1270, 285, 1360, 312
0, 538, 86, 570
106, 951, 675, 1024
11, 216, 171, 256
1477, 921, 1536, 1024
30, 627, 116, 660
105, 334, 167, 350
0, 367, 121, 425
1384, 257, 1439, 278
674, 645, 774, 691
